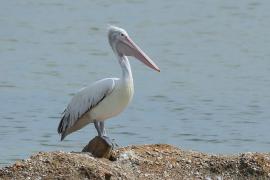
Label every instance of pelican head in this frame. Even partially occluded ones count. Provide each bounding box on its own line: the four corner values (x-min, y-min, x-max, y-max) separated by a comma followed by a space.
108, 26, 160, 72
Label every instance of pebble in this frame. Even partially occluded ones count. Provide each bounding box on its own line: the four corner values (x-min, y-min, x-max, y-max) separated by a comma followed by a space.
163, 171, 169, 177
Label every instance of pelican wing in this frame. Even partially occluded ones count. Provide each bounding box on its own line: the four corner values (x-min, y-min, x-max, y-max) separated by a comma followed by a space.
57, 78, 116, 139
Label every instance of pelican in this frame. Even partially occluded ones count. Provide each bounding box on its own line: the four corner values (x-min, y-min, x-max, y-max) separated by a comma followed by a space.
57, 26, 160, 142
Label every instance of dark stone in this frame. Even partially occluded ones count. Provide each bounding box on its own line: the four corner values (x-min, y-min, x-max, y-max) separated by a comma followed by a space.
82, 136, 114, 158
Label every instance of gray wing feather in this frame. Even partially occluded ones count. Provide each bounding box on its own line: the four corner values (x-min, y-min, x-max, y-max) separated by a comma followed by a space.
57, 78, 116, 140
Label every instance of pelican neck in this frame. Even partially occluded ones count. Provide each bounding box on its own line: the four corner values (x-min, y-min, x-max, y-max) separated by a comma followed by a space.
118, 55, 133, 82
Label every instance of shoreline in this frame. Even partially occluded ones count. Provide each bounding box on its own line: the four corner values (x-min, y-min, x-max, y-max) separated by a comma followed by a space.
1, 144, 270, 179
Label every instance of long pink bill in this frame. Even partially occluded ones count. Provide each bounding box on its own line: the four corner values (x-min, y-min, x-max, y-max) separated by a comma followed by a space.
123, 36, 160, 72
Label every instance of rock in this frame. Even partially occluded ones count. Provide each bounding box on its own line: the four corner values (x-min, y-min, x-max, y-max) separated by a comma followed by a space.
82, 136, 113, 159
1, 144, 270, 179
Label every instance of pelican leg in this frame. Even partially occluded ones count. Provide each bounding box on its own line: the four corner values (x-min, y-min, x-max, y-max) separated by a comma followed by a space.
94, 120, 102, 137
99, 121, 114, 147
99, 121, 107, 137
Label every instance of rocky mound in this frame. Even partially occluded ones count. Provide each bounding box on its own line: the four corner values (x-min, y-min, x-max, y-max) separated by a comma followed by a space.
1, 144, 270, 179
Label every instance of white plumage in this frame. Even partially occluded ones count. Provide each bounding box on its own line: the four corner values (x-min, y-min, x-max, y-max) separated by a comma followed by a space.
58, 26, 159, 141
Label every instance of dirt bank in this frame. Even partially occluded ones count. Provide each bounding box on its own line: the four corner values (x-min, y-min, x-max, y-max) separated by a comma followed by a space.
1, 144, 270, 179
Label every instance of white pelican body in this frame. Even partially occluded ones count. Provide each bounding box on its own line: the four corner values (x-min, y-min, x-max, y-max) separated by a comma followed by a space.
58, 26, 159, 141
90, 77, 133, 121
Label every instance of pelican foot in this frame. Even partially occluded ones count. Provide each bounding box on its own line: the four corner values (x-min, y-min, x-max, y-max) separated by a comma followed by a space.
101, 136, 115, 148
110, 138, 119, 148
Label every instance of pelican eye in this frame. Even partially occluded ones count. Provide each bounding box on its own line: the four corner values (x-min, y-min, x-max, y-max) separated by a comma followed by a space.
120, 33, 124, 37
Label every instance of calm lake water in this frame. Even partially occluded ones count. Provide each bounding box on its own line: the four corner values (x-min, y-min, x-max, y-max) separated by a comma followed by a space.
1, 0, 270, 166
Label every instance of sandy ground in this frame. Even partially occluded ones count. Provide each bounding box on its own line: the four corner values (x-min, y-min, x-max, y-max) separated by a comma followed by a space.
1, 144, 270, 179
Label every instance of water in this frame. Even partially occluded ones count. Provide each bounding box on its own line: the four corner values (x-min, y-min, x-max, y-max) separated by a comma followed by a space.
1, 0, 270, 166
